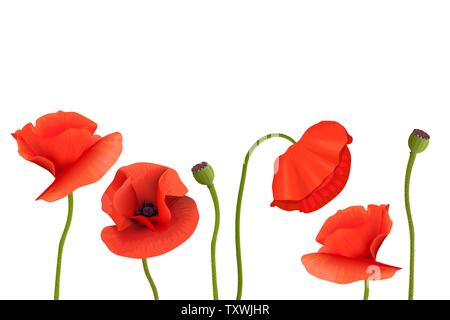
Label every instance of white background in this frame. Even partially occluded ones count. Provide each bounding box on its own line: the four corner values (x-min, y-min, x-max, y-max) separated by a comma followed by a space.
0, 1, 448, 300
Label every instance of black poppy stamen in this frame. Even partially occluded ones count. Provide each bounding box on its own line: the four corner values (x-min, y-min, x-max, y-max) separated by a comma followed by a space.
135, 202, 158, 218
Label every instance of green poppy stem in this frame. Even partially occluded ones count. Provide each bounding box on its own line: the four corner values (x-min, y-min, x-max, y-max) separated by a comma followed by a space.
405, 152, 417, 300
208, 184, 221, 300
363, 280, 370, 300
191, 161, 220, 299
142, 258, 159, 300
404, 129, 429, 300
54, 192, 74, 300
235, 133, 296, 300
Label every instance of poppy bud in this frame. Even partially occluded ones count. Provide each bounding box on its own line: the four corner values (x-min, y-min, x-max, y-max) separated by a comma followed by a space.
408, 129, 430, 154
192, 161, 215, 187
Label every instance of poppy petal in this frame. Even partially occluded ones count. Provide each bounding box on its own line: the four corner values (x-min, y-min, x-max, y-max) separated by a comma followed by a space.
296, 147, 352, 213
318, 246, 336, 254
155, 168, 189, 229
15, 123, 99, 170
101, 196, 199, 258
111, 178, 138, 231
118, 163, 167, 205
301, 253, 400, 284
13, 124, 45, 158
130, 215, 159, 231
271, 148, 351, 213
37, 132, 123, 202
34, 110, 97, 138
368, 204, 392, 258
102, 170, 128, 215
366, 205, 392, 233
370, 233, 389, 260
269, 201, 300, 211
27, 156, 56, 176
12, 131, 56, 175
322, 225, 374, 258
316, 206, 367, 244
316, 205, 393, 258
37, 129, 98, 169
272, 121, 352, 213
158, 168, 189, 196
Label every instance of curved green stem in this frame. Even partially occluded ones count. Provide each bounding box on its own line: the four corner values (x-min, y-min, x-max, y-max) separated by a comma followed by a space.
235, 133, 296, 300
405, 152, 417, 300
363, 280, 370, 300
142, 258, 159, 300
208, 184, 221, 300
54, 192, 74, 300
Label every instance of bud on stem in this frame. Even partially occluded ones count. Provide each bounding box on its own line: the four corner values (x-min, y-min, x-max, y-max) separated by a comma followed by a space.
192, 161, 215, 187
408, 129, 430, 154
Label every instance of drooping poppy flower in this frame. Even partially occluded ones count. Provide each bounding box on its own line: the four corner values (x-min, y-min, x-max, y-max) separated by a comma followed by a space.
12, 111, 123, 202
302, 204, 400, 284
271, 121, 352, 213
235, 122, 351, 300
101, 162, 199, 259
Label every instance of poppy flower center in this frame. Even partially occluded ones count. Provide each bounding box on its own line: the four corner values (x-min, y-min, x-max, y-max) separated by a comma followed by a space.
135, 202, 158, 218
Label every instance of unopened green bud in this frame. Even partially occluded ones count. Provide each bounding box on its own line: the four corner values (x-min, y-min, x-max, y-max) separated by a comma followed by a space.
192, 161, 215, 187
408, 129, 430, 154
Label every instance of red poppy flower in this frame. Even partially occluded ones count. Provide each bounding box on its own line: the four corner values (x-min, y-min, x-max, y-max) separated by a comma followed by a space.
302, 205, 400, 284
101, 163, 199, 259
12, 111, 123, 202
271, 121, 352, 213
